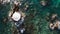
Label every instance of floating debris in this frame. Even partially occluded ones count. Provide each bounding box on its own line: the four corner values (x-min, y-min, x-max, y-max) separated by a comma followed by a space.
49, 13, 60, 30
20, 28, 25, 34
0, 0, 10, 4
51, 14, 57, 19
55, 21, 60, 30
50, 20, 60, 30
49, 23, 55, 30
40, 0, 47, 6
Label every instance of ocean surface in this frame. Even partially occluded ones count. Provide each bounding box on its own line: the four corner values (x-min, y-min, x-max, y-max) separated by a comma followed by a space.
0, 0, 60, 34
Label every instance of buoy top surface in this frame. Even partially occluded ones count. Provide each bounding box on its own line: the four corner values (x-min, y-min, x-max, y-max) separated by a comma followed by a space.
12, 12, 21, 21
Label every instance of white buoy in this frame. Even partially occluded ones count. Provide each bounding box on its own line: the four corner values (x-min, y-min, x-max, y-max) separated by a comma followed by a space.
12, 12, 21, 21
